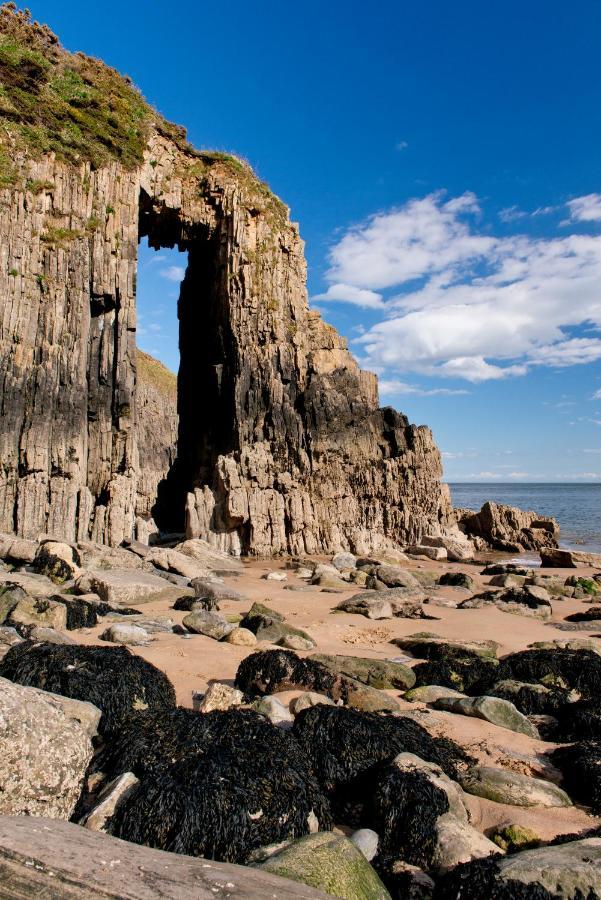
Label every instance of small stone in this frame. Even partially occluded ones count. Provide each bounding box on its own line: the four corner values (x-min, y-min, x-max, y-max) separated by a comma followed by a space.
408, 545, 448, 560
196, 682, 244, 713
264, 571, 287, 581
253, 695, 295, 729
404, 684, 467, 703
438, 572, 475, 590
80, 772, 139, 831
433, 695, 540, 738
332, 552, 357, 571
290, 692, 335, 714
490, 823, 540, 852
190, 577, 247, 603
350, 829, 379, 862
224, 627, 257, 646
281, 633, 314, 651
100, 623, 151, 646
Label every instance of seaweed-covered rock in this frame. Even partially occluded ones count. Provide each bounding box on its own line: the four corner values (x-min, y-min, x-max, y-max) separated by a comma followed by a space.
235, 650, 399, 712
564, 605, 601, 623
460, 766, 572, 808
487, 679, 569, 717
293, 704, 470, 798
433, 695, 540, 738
412, 654, 499, 695
550, 741, 601, 813
6, 595, 68, 631
460, 586, 552, 619
309, 653, 415, 690
489, 824, 540, 853
565, 575, 600, 595
93, 707, 332, 864
0, 642, 175, 735
438, 572, 475, 591
497, 648, 601, 697
393, 633, 499, 660
553, 698, 601, 741
257, 832, 391, 900
33, 541, 81, 584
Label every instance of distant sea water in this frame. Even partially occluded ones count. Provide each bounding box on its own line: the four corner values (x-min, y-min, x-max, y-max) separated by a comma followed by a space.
448, 483, 601, 555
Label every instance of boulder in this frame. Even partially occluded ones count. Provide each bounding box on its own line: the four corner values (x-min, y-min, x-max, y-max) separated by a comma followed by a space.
460, 585, 552, 618
0, 571, 56, 597
433, 695, 540, 738
281, 634, 315, 651
22, 625, 76, 645
309, 653, 415, 690
290, 692, 335, 715
565, 575, 600, 594
438, 571, 475, 590
489, 573, 526, 587
0, 816, 329, 898
0, 534, 37, 565
421, 533, 475, 561
257, 832, 391, 900
391, 752, 470, 822
76, 569, 182, 606
7, 595, 68, 631
240, 602, 316, 648
224, 627, 257, 646
393, 633, 499, 660
458, 501, 559, 552
146, 547, 211, 580
404, 685, 467, 703
431, 812, 500, 873
33, 540, 81, 584
253, 695, 295, 729
407, 544, 448, 560
489, 823, 540, 852
332, 552, 357, 571
371, 565, 421, 591
182, 610, 236, 640
494, 838, 601, 898
460, 766, 573, 807
190, 577, 247, 603
335, 595, 393, 619
196, 682, 245, 713
264, 570, 287, 581
0, 627, 23, 661
0, 676, 98, 818
541, 547, 601, 568
173, 538, 244, 573
100, 623, 151, 646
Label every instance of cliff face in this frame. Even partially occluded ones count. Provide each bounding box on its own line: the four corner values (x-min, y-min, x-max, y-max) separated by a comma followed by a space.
135, 350, 177, 521
0, 6, 452, 554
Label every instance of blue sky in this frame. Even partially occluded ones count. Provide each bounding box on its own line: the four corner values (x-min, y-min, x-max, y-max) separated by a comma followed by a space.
31, 0, 601, 481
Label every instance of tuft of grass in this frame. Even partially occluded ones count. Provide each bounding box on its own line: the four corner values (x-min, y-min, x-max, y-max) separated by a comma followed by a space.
40, 225, 82, 246
136, 348, 177, 399
8, 267, 18, 276
25, 177, 53, 193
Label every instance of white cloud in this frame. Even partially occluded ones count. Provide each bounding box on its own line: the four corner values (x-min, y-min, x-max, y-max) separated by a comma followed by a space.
567, 193, 601, 223
499, 205, 527, 223
583, 448, 601, 454
160, 265, 186, 282
312, 283, 384, 309
320, 191, 601, 382
396, 140, 409, 151
378, 379, 469, 397
593, 389, 601, 400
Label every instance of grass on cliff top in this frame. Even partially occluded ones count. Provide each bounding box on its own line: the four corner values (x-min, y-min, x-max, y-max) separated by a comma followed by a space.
0, 4, 288, 220
136, 348, 177, 399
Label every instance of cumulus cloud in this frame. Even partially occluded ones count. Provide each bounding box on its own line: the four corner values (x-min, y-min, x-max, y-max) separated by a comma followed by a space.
160, 265, 186, 282
320, 191, 601, 382
312, 283, 384, 309
567, 193, 601, 223
396, 140, 409, 151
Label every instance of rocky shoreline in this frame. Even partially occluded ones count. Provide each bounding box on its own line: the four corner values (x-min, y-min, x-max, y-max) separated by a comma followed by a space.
0, 502, 600, 898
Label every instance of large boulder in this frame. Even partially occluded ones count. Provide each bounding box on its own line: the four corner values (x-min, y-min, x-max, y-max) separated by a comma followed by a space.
541, 547, 601, 568
0, 534, 37, 565
0, 676, 99, 818
393, 633, 499, 660
421, 533, 475, 561
33, 540, 81, 584
457, 501, 559, 552
174, 538, 244, 573
460, 585, 552, 619
75, 569, 184, 606
0, 816, 329, 898
460, 766, 572, 807
309, 653, 415, 690
257, 832, 391, 899
240, 602, 316, 648
433, 695, 540, 738
182, 609, 235, 640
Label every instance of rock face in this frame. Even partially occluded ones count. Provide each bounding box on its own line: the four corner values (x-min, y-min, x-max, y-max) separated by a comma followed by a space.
0, 7, 451, 555
456, 502, 559, 552
135, 349, 178, 521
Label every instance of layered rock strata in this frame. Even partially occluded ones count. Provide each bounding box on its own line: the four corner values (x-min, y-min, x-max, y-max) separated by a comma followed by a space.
0, 8, 451, 554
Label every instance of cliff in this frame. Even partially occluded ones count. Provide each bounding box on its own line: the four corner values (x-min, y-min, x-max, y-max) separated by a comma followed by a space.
0, 5, 452, 554
135, 350, 178, 521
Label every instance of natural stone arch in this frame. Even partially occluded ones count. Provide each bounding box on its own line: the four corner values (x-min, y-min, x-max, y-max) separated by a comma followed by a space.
0, 8, 452, 554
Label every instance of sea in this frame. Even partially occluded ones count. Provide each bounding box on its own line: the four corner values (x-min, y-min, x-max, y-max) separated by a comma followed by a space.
448, 483, 601, 555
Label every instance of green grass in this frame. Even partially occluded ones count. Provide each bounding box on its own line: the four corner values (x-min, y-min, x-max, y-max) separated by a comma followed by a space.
136, 348, 177, 399
0, 4, 289, 226
40, 225, 82, 245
